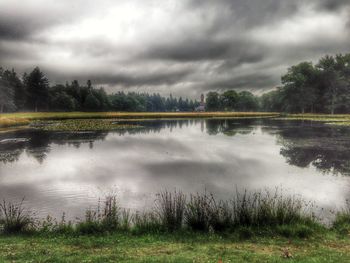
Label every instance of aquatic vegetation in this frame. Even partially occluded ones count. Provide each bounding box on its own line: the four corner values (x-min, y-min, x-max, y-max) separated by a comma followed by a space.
32, 119, 142, 132
280, 114, 350, 126
1, 111, 280, 120
0, 112, 279, 130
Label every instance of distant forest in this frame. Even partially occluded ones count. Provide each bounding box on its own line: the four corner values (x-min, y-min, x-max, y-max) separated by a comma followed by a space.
1, 53, 349, 114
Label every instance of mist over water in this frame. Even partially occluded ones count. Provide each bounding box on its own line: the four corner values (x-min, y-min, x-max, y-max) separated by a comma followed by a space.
0, 119, 350, 220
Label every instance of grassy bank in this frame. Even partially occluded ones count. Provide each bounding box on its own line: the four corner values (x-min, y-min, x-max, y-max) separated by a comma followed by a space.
0, 112, 278, 128
0, 191, 350, 262
0, 229, 350, 262
3, 112, 350, 129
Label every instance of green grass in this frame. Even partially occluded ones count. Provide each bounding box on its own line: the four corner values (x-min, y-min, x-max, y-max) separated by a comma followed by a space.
0, 230, 349, 262
0, 183, 349, 262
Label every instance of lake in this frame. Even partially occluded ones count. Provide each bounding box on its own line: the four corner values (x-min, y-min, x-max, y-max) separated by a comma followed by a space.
0, 118, 350, 221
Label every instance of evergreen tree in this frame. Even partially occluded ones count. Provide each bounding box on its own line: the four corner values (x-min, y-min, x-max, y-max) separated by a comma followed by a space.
0, 68, 15, 112
24, 67, 49, 112
84, 93, 101, 110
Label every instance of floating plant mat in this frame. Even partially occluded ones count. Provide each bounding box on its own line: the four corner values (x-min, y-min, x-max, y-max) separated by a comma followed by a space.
32, 119, 143, 132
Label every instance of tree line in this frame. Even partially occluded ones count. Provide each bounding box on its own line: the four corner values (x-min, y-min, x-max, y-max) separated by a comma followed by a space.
0, 67, 200, 113
205, 53, 350, 114
1, 53, 350, 113
261, 53, 350, 114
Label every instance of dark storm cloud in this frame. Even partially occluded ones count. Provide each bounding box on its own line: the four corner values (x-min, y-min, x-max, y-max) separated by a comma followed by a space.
317, 0, 350, 11
203, 74, 277, 92
146, 39, 232, 61
1, 0, 350, 97
145, 37, 266, 66
92, 70, 192, 87
45, 67, 193, 88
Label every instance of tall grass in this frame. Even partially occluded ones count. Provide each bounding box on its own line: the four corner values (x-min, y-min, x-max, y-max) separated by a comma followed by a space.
0, 117, 30, 128
0, 199, 34, 234
132, 212, 162, 234
76, 195, 121, 234
333, 200, 350, 234
0, 189, 320, 236
183, 190, 311, 232
232, 190, 308, 227
185, 192, 232, 231
155, 190, 186, 231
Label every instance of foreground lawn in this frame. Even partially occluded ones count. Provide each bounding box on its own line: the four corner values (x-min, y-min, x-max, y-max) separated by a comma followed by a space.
0, 232, 349, 263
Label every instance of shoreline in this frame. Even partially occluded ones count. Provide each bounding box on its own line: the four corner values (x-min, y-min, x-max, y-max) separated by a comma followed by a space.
2, 112, 350, 129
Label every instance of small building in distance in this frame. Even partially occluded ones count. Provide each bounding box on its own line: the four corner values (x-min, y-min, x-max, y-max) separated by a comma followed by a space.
195, 94, 206, 112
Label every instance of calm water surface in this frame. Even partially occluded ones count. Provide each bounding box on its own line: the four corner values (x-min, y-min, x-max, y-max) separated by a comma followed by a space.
0, 119, 350, 220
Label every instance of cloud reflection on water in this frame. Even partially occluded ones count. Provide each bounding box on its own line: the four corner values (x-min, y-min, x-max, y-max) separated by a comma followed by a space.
0, 119, 350, 219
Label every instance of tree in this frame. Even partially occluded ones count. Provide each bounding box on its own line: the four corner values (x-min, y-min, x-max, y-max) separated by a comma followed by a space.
206, 92, 221, 111
260, 88, 284, 112
236, 91, 259, 111
1, 69, 25, 110
316, 54, 350, 114
93, 88, 110, 110
0, 68, 15, 112
84, 93, 101, 110
51, 91, 75, 111
24, 67, 49, 112
220, 90, 238, 111
281, 62, 317, 113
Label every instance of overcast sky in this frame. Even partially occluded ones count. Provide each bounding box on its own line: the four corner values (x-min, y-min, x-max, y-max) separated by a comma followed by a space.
1, 0, 350, 97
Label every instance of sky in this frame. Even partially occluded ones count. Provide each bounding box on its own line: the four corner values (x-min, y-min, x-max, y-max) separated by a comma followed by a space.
1, 0, 350, 98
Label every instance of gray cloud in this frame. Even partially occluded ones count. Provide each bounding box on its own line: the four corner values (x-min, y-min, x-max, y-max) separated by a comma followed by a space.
317, 0, 350, 11
1, 0, 350, 97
